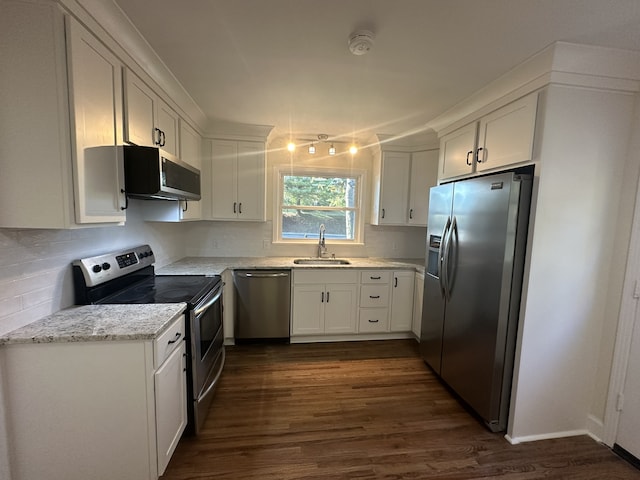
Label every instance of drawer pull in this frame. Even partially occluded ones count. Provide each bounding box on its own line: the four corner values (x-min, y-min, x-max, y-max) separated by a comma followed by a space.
369, 295, 380, 299
167, 332, 182, 344
368, 319, 379, 323
370, 276, 381, 280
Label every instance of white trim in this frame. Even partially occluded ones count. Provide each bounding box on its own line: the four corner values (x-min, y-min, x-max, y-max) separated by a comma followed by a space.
505, 429, 592, 445
290, 332, 414, 344
587, 414, 605, 442
603, 171, 640, 446
272, 165, 367, 245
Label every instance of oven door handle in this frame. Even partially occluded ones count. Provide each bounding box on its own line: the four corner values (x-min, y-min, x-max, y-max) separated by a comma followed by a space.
198, 348, 225, 401
193, 286, 223, 317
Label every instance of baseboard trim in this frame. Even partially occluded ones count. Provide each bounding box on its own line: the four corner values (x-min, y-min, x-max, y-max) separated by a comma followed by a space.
505, 429, 590, 445
586, 414, 604, 442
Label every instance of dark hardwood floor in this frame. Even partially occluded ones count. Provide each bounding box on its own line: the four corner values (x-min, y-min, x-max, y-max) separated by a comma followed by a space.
161, 340, 639, 479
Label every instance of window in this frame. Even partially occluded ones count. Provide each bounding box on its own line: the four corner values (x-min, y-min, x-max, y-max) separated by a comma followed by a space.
275, 167, 364, 243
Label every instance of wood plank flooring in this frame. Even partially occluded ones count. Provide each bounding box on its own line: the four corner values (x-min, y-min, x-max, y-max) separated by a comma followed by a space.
161, 340, 639, 479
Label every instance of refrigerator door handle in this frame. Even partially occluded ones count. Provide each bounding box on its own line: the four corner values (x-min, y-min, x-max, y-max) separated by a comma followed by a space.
439, 217, 452, 298
442, 216, 457, 301
446, 216, 459, 300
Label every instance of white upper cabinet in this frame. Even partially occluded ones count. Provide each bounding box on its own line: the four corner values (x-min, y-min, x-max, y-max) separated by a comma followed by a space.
178, 120, 202, 220
439, 122, 478, 179
439, 92, 538, 181
123, 69, 180, 156
210, 139, 266, 221
476, 93, 538, 172
371, 149, 439, 226
0, 1, 126, 228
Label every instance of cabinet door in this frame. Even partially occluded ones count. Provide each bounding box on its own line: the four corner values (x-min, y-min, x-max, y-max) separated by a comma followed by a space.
378, 151, 411, 224
476, 93, 538, 172
179, 121, 202, 220
66, 17, 126, 223
324, 284, 358, 334
440, 122, 477, 179
408, 150, 439, 226
156, 99, 179, 156
155, 341, 187, 475
236, 141, 266, 221
123, 69, 156, 147
211, 139, 239, 219
291, 284, 324, 335
390, 271, 415, 332
412, 273, 424, 337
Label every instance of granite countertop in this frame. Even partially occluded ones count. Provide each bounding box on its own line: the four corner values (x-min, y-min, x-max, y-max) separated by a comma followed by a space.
0, 303, 186, 346
157, 256, 425, 276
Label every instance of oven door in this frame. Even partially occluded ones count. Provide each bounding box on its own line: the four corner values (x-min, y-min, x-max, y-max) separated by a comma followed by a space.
189, 280, 225, 434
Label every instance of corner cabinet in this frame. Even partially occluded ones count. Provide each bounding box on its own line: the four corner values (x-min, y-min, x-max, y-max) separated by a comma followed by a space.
123, 68, 180, 156
439, 92, 538, 181
371, 150, 439, 226
0, 2, 126, 228
209, 139, 266, 221
291, 270, 358, 336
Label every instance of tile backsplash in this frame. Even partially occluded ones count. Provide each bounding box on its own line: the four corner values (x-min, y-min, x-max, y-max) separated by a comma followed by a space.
0, 211, 425, 335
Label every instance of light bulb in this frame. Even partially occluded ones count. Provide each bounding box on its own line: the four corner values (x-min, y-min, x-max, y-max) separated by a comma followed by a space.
329, 144, 336, 156
349, 145, 358, 155
287, 142, 295, 152
308, 143, 316, 154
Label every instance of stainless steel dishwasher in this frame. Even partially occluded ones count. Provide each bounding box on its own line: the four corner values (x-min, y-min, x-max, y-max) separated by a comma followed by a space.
233, 270, 291, 342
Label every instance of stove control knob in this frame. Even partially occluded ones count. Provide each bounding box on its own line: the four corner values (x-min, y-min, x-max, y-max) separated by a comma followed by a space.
102, 262, 111, 271
148, 249, 154, 257
92, 264, 102, 273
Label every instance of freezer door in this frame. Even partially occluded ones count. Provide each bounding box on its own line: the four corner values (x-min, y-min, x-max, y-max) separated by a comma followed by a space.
420, 183, 453, 373
440, 172, 526, 429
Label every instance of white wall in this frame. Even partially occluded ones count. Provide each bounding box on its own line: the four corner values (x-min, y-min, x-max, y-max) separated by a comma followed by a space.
508, 85, 638, 441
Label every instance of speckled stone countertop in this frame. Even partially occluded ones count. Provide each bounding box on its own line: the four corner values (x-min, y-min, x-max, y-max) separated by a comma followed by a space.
157, 256, 426, 276
0, 304, 186, 346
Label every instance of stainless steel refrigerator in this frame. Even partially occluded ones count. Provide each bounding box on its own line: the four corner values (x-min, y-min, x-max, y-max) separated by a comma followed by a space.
420, 171, 532, 432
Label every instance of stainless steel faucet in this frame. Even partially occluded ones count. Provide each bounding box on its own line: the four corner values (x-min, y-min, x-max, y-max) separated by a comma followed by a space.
317, 224, 327, 257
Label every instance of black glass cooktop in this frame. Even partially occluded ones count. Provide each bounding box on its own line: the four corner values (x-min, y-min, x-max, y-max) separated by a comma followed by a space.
98, 275, 220, 306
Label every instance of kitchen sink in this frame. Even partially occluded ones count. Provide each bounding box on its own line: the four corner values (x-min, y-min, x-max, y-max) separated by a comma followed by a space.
293, 258, 351, 265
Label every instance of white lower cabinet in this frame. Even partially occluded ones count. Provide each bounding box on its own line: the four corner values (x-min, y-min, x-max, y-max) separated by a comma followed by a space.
291, 270, 358, 336
1, 315, 187, 480
390, 271, 415, 332
412, 272, 424, 338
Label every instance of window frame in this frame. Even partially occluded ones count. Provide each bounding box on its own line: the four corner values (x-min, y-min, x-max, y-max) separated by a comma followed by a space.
273, 165, 366, 245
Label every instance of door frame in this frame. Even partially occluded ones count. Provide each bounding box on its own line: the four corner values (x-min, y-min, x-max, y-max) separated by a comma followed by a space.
603, 176, 640, 446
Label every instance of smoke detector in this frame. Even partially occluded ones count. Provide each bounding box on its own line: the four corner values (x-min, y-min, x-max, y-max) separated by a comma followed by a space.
348, 30, 374, 56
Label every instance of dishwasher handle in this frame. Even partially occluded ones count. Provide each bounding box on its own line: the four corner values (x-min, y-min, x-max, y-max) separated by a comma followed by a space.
235, 272, 290, 278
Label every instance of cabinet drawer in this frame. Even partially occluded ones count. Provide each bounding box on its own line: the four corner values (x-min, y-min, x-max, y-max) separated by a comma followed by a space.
359, 308, 389, 332
360, 271, 391, 284
294, 269, 358, 285
154, 315, 186, 368
360, 285, 390, 307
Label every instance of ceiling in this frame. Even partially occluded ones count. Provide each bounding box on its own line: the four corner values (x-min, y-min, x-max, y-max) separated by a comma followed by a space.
113, 0, 640, 143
